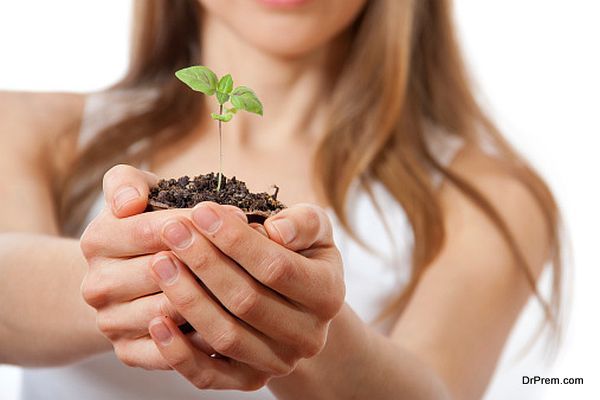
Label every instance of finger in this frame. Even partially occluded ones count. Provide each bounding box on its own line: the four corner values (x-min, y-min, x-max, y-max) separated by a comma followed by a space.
102, 164, 158, 218
82, 254, 160, 308
159, 219, 318, 348
81, 203, 252, 261
150, 316, 270, 390
250, 223, 268, 237
112, 331, 217, 371
80, 208, 192, 258
264, 203, 334, 252
189, 202, 328, 306
113, 337, 172, 370
149, 252, 291, 375
80, 203, 249, 259
187, 330, 218, 356
98, 293, 186, 340
220, 205, 248, 223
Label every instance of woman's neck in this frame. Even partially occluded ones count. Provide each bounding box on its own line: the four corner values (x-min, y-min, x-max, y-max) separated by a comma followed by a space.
199, 12, 345, 149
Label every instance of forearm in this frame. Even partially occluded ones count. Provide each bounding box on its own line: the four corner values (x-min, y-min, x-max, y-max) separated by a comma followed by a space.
0, 233, 110, 366
268, 304, 450, 400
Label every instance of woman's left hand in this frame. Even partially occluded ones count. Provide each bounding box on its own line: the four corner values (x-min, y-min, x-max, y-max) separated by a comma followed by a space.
146, 202, 345, 390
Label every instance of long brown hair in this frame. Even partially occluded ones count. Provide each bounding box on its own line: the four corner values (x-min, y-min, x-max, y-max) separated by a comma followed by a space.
60, 0, 563, 343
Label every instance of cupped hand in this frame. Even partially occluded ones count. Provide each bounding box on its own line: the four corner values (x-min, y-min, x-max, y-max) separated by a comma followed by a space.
80, 165, 346, 391
80, 165, 211, 369
145, 202, 346, 390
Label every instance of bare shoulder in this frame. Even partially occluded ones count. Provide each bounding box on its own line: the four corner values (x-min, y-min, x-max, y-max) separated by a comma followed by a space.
439, 144, 552, 275
0, 90, 86, 175
0, 91, 87, 233
444, 145, 534, 199
0, 91, 85, 140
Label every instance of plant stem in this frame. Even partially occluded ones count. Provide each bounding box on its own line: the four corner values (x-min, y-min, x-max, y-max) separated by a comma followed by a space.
216, 104, 223, 192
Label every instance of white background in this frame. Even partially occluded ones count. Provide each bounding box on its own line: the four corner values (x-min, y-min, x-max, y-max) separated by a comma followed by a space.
0, 1, 598, 399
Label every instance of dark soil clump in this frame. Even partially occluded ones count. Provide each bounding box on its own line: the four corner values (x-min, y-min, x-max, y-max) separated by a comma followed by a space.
147, 173, 285, 223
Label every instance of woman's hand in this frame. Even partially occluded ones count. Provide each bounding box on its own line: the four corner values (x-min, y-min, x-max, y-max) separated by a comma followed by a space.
80, 165, 198, 369
80, 165, 345, 391
146, 202, 346, 390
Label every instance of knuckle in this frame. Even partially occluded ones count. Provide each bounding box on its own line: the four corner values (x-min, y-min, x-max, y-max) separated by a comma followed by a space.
335, 283, 346, 310
79, 223, 103, 259
155, 359, 172, 371
193, 371, 216, 390
81, 272, 110, 308
155, 295, 186, 325
114, 346, 136, 368
95, 313, 117, 336
277, 323, 313, 351
188, 250, 211, 275
230, 288, 259, 319
155, 296, 178, 321
171, 291, 199, 312
218, 227, 244, 250
331, 280, 347, 313
282, 327, 323, 359
262, 253, 293, 287
268, 358, 294, 377
131, 220, 159, 248
303, 207, 321, 234
82, 285, 107, 309
315, 271, 345, 319
210, 324, 242, 357
243, 374, 270, 391
301, 330, 327, 359
297, 203, 330, 236
154, 296, 170, 318
167, 352, 189, 370
316, 296, 343, 320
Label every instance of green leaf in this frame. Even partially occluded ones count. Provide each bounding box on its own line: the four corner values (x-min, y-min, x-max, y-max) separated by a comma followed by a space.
230, 86, 263, 116
215, 74, 234, 104
175, 66, 217, 95
211, 112, 233, 122
216, 92, 230, 105
218, 74, 234, 94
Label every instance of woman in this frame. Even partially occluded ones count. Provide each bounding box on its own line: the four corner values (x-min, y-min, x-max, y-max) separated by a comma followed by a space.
0, 0, 563, 399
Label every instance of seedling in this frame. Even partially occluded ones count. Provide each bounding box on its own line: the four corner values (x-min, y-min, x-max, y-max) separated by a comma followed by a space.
175, 65, 263, 191
148, 66, 282, 222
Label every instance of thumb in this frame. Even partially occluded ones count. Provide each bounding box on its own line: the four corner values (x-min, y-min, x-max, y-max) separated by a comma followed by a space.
102, 164, 158, 218
264, 203, 334, 252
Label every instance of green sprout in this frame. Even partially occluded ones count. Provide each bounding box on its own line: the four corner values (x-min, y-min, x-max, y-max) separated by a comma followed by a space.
175, 66, 263, 192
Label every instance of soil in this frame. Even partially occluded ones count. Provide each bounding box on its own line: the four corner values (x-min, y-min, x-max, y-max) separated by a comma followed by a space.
147, 173, 285, 223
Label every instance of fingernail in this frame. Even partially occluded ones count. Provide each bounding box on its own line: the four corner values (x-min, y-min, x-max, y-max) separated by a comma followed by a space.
113, 186, 140, 212
150, 320, 173, 345
163, 220, 193, 249
192, 204, 222, 234
152, 256, 178, 284
270, 219, 296, 244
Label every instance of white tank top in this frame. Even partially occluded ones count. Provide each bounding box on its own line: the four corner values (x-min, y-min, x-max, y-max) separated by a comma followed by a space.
19, 90, 545, 399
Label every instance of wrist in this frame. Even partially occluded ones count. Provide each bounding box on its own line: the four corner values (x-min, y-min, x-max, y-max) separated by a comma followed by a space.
268, 303, 373, 399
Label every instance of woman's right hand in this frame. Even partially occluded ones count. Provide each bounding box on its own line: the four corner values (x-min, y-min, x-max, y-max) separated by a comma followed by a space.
79, 165, 195, 369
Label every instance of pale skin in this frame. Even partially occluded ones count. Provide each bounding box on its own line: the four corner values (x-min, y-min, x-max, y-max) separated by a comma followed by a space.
0, 0, 550, 399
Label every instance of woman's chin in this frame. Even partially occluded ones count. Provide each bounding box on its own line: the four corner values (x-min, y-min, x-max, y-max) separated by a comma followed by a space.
232, 21, 346, 59
199, 0, 367, 59
246, 35, 328, 59
255, 0, 313, 8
